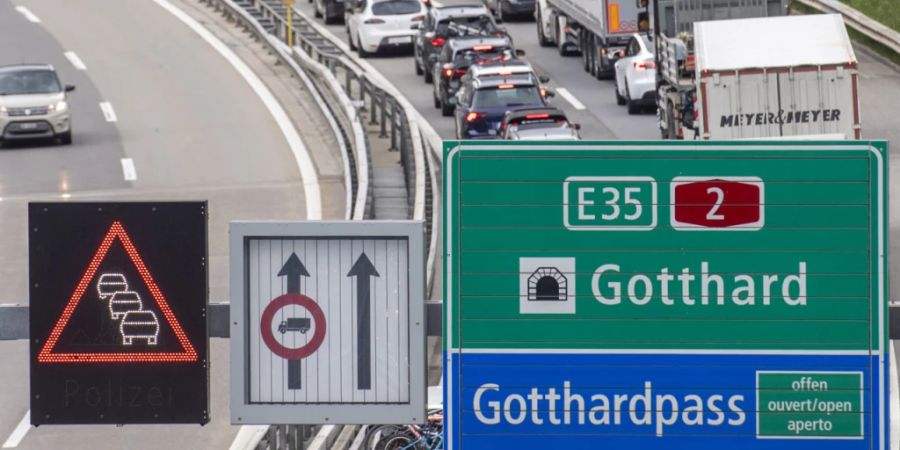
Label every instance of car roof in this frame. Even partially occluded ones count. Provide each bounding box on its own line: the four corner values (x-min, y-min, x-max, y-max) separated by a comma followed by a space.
0, 64, 55, 73
473, 74, 536, 89
504, 107, 568, 123
433, 4, 489, 19
448, 36, 510, 50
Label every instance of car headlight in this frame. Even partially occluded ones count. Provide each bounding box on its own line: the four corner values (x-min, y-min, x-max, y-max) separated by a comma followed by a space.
0, 106, 6, 116
48, 100, 67, 113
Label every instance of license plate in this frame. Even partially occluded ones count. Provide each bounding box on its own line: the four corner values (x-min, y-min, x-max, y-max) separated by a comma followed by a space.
20, 123, 38, 129
388, 36, 410, 44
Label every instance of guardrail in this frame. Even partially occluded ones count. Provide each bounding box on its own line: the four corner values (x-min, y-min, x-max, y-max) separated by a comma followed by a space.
795, 0, 900, 57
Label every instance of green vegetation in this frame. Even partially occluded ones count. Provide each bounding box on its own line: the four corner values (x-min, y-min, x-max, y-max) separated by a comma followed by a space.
791, 1, 900, 67
839, 0, 900, 32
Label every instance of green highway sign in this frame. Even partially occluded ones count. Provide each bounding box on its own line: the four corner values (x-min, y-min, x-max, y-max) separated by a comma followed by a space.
443, 141, 889, 450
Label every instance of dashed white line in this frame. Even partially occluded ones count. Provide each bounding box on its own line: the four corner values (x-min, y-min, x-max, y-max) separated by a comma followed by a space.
99, 102, 118, 122
152, 0, 322, 219
120, 158, 137, 181
63, 51, 87, 71
555, 87, 586, 110
14, 6, 40, 23
1, 410, 30, 448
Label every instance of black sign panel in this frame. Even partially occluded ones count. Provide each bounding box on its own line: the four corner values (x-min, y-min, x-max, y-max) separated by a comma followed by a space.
29, 202, 209, 425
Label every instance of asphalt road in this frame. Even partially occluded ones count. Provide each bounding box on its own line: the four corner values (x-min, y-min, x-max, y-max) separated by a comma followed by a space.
0, 0, 321, 447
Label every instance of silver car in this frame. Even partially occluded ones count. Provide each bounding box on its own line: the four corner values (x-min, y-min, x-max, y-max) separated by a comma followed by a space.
501, 108, 580, 140
0, 64, 75, 146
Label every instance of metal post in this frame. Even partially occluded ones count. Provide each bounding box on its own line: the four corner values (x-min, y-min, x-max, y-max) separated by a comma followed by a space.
389, 102, 398, 151
286, 6, 293, 48
369, 83, 378, 124
379, 94, 388, 137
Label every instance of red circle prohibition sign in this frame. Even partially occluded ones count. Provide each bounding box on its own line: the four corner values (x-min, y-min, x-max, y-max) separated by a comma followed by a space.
260, 293, 326, 360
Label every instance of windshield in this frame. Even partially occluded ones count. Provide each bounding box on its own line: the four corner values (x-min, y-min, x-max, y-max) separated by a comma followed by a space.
0, 70, 61, 95
473, 86, 542, 108
453, 48, 513, 66
372, 0, 421, 15
437, 15, 497, 35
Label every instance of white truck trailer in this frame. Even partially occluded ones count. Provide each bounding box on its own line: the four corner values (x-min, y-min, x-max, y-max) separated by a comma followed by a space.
692, 14, 861, 139
535, 0, 646, 78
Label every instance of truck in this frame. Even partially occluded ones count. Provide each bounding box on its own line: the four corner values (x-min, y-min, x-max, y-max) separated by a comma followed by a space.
535, 0, 646, 78
689, 14, 861, 139
652, 0, 794, 139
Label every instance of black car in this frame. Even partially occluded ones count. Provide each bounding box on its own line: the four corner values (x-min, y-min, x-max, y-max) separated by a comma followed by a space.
454, 74, 547, 139
315, 0, 345, 24
432, 36, 518, 116
413, 4, 502, 83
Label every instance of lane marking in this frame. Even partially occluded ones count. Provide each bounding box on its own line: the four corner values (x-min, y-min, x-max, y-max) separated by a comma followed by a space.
14, 6, 40, 23
891, 340, 898, 450
63, 51, 87, 71
120, 158, 137, 181
153, 0, 322, 219
1, 410, 30, 448
99, 102, 118, 122
555, 87, 586, 110
229, 425, 269, 450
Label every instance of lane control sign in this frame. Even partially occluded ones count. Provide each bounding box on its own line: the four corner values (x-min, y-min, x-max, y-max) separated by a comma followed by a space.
443, 141, 889, 450
29, 202, 209, 425
230, 221, 425, 425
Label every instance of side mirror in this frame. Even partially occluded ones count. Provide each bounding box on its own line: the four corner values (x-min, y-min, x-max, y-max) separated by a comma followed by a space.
544, 89, 555, 98
573, 123, 581, 130
65, 84, 75, 92
539, 75, 550, 83
515, 48, 526, 57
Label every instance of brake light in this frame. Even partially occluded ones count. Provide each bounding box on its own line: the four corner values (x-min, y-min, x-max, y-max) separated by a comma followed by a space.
431, 37, 445, 47
498, 84, 514, 89
540, 87, 547, 97
634, 60, 656, 71
444, 68, 453, 77
473, 45, 493, 51
498, 71, 512, 75
525, 113, 550, 119
685, 54, 696, 71
364, 18, 386, 24
465, 112, 484, 122
411, 15, 424, 21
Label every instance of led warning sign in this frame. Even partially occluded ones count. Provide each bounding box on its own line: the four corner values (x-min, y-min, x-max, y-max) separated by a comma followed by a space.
29, 202, 209, 425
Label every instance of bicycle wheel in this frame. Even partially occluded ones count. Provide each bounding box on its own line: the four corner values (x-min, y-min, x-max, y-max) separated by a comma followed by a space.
365, 425, 404, 450
376, 431, 416, 450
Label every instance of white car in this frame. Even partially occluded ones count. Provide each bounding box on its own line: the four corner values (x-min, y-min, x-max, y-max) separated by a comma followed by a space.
614, 34, 656, 114
347, 0, 425, 57
0, 64, 74, 146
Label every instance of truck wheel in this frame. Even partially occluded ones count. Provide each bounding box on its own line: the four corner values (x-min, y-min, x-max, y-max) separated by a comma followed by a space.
665, 102, 678, 139
424, 65, 433, 84
536, 9, 553, 47
581, 34, 590, 71
441, 93, 454, 116
556, 17, 568, 56
414, 48, 423, 75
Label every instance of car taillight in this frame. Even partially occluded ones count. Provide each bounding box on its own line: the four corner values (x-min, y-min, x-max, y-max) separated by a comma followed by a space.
444, 68, 454, 77
634, 60, 656, 71
498, 71, 512, 75
525, 113, 550, 119
498, 84, 514, 89
411, 15, 424, 21
431, 37, 445, 47
473, 45, 493, 51
466, 112, 484, 122
364, 18, 386, 24
540, 87, 547, 97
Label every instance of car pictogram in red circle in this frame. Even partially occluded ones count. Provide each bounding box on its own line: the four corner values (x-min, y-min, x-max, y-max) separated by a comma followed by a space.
260, 293, 326, 360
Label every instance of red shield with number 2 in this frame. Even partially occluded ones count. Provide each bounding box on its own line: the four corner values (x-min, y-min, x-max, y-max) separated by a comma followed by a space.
672, 178, 763, 229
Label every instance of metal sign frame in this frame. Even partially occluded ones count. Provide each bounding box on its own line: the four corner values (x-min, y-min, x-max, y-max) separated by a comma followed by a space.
443, 141, 889, 450
230, 221, 426, 425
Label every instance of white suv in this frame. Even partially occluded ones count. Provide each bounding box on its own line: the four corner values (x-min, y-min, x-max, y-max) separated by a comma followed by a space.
0, 64, 75, 146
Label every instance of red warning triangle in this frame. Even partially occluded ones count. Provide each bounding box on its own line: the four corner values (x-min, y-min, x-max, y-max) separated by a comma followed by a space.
38, 221, 198, 363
